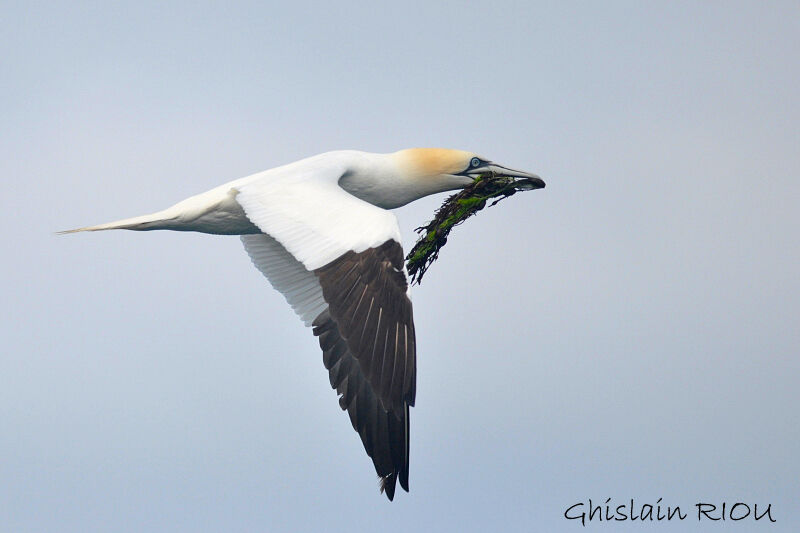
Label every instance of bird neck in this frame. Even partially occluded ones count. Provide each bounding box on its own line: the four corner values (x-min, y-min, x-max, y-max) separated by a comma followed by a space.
339, 152, 471, 209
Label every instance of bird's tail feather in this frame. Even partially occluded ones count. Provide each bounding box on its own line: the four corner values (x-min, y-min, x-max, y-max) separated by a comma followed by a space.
57, 210, 176, 234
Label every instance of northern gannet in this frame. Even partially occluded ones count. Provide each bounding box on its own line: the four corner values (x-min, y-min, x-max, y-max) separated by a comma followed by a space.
61, 148, 544, 500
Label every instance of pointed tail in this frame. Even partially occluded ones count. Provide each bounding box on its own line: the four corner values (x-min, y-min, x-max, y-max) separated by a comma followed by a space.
57, 210, 176, 234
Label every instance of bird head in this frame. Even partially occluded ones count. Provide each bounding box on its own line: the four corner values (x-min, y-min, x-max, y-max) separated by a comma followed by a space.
393, 148, 545, 194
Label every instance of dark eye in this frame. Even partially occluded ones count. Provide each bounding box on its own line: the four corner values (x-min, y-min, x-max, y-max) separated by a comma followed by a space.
470, 157, 481, 168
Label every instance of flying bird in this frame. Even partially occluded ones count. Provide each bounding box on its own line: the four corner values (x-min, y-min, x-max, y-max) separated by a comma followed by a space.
61, 148, 545, 500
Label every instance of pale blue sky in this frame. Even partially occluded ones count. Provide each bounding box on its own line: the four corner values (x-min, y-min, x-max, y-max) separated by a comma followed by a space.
2, 1, 798, 532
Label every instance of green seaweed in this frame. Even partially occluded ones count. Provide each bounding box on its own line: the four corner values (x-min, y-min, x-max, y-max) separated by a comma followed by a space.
405, 174, 544, 285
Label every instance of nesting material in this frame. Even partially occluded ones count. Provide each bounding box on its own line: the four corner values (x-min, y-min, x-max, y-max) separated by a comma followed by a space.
405, 175, 545, 285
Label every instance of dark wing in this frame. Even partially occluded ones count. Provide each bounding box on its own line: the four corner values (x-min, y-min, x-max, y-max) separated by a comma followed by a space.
312, 239, 416, 499
241, 234, 416, 500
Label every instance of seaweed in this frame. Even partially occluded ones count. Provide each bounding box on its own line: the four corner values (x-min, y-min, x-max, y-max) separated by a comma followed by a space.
405, 174, 545, 285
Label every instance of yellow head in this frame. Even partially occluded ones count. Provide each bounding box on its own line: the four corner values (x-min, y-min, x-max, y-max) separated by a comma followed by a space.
395, 148, 483, 179
392, 147, 543, 187
341, 148, 544, 209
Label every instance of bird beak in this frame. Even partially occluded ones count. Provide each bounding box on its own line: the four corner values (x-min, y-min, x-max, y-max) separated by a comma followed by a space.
468, 163, 546, 189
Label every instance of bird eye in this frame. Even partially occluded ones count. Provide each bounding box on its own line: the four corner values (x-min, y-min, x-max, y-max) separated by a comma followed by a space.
470, 157, 481, 168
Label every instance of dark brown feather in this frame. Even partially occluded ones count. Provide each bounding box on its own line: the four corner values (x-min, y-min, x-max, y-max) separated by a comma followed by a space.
312, 240, 415, 500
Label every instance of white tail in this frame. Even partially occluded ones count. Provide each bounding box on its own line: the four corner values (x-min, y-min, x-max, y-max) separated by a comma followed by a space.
57, 183, 260, 235
57, 210, 176, 234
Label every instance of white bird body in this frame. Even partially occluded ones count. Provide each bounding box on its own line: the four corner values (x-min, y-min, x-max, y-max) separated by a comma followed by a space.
73, 150, 475, 236
62, 148, 544, 500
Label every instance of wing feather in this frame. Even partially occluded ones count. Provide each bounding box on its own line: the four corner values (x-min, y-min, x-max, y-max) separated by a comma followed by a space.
236, 159, 413, 498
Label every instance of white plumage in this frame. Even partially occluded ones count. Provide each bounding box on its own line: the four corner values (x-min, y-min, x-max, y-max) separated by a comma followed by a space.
234, 153, 402, 270
240, 233, 328, 326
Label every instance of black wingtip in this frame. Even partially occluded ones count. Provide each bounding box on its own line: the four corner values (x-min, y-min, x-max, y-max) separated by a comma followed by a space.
399, 468, 409, 492
380, 473, 397, 501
